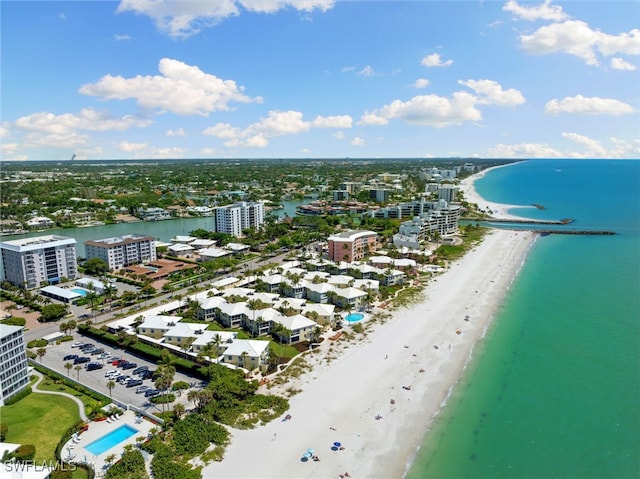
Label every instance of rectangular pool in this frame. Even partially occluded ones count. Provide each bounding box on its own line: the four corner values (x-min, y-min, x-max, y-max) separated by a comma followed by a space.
84, 424, 139, 456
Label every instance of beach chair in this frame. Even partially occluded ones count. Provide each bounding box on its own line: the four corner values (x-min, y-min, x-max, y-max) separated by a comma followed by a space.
114, 413, 121, 420
106, 416, 114, 423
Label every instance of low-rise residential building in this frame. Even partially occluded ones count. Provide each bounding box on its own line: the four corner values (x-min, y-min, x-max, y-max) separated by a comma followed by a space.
223, 339, 270, 373
138, 207, 172, 221
327, 230, 377, 262
0, 325, 29, 406
137, 315, 182, 339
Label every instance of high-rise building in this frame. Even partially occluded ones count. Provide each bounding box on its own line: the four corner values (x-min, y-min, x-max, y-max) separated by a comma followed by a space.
0, 235, 77, 289
0, 325, 29, 406
214, 201, 265, 237
85, 234, 156, 270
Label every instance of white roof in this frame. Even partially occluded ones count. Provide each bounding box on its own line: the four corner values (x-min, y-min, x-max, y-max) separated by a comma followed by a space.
163, 322, 207, 338
199, 296, 227, 310
221, 286, 253, 297
353, 279, 379, 290
191, 239, 216, 248
218, 301, 248, 316
40, 285, 82, 300
303, 271, 331, 281
334, 287, 367, 299
301, 303, 335, 317
226, 242, 250, 251
169, 243, 194, 252
305, 282, 335, 294
171, 235, 196, 243
200, 247, 231, 258
261, 274, 284, 285
327, 275, 354, 286
274, 313, 317, 331
223, 339, 270, 357
192, 330, 237, 347
212, 276, 240, 288
139, 315, 181, 330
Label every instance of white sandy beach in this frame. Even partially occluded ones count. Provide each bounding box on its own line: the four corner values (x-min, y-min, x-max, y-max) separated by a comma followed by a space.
203, 226, 537, 479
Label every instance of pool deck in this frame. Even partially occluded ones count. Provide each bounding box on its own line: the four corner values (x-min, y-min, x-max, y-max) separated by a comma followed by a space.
63, 410, 155, 475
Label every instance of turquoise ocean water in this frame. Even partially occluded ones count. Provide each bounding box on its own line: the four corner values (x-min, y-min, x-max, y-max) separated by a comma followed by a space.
406, 160, 640, 479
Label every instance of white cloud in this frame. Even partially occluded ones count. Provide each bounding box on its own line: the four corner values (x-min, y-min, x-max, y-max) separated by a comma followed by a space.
166, 127, 186, 137
333, 131, 345, 140
239, 0, 335, 14
0, 126, 8, 138
420, 53, 453, 68
487, 142, 563, 158
503, 0, 568, 22
116, 0, 239, 38
358, 65, 376, 76
519, 20, 640, 66
561, 132, 606, 157
203, 110, 349, 148
458, 79, 525, 106
201, 147, 218, 155
118, 141, 147, 152
411, 78, 430, 89
610, 57, 637, 71
350, 136, 365, 146
114, 34, 131, 41
545, 95, 636, 115
312, 115, 352, 128
13, 108, 152, 134
79, 58, 261, 116
116, 0, 334, 38
360, 79, 523, 128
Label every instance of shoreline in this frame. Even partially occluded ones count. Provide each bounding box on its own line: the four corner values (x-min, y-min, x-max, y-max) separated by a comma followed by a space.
203, 227, 538, 479
459, 161, 533, 220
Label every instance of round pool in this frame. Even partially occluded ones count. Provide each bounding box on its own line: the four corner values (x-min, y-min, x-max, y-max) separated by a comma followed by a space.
345, 312, 364, 323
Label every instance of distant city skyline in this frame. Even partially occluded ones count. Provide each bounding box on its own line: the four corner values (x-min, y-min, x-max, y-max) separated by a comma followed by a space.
1, 0, 638, 161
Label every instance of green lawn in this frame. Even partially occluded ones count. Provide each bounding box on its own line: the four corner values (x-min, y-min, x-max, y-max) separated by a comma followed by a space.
0, 392, 81, 461
35, 378, 99, 412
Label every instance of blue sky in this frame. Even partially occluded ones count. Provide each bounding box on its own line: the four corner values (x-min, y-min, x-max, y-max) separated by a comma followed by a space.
1, 0, 639, 161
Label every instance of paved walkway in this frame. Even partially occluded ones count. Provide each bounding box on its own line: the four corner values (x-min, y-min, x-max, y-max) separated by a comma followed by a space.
31, 369, 89, 422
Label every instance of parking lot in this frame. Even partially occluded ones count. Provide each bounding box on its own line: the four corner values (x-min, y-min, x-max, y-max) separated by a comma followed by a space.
38, 334, 205, 415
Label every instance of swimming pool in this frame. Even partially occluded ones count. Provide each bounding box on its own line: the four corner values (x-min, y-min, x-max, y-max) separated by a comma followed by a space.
84, 424, 139, 456
345, 312, 364, 323
70, 288, 88, 296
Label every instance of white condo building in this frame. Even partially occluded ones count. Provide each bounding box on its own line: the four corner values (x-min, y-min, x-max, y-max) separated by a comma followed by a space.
0, 235, 77, 289
0, 325, 29, 406
85, 234, 156, 270
214, 201, 265, 237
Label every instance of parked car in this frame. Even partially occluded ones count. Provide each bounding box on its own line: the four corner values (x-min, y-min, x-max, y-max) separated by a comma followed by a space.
111, 358, 124, 366
132, 366, 148, 375
63, 354, 78, 361
86, 362, 103, 371
98, 352, 112, 360
79, 344, 95, 351
105, 370, 119, 377
78, 313, 90, 319
135, 385, 151, 394
139, 370, 155, 380
121, 362, 137, 370
71, 342, 84, 348
126, 379, 143, 388
144, 389, 161, 398
89, 348, 104, 356
116, 375, 131, 384
117, 361, 130, 368
74, 356, 90, 364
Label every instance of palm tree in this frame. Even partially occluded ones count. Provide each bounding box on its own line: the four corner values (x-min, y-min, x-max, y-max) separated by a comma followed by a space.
240, 351, 249, 373
64, 362, 73, 377
36, 347, 46, 362
74, 365, 82, 381
246, 299, 261, 336
106, 380, 115, 397
85, 290, 99, 318
173, 403, 185, 419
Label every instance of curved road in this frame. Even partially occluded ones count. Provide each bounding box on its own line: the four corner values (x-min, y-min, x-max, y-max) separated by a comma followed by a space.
31, 369, 89, 422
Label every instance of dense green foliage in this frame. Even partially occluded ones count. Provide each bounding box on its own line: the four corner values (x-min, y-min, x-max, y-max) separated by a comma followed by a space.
150, 443, 201, 479
3, 386, 32, 405
1, 316, 26, 326
39, 304, 69, 322
172, 413, 229, 456
105, 449, 147, 479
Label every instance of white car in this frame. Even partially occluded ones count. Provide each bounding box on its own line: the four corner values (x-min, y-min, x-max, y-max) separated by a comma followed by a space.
105, 370, 120, 379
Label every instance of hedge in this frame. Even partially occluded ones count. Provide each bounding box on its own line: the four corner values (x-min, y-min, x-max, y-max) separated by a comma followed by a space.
78, 324, 209, 379
1, 316, 26, 326
4, 386, 32, 405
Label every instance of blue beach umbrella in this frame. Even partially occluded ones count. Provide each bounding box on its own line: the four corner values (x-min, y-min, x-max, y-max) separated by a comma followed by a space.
333, 442, 341, 447
307, 448, 314, 455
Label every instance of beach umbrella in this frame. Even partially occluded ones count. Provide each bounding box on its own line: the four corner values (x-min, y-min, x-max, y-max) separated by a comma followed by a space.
333, 442, 341, 447
307, 448, 314, 455
303, 452, 312, 459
